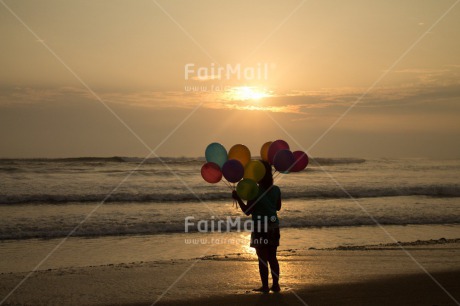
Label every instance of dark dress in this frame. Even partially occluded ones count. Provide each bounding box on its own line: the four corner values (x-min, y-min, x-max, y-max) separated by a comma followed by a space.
249, 185, 281, 248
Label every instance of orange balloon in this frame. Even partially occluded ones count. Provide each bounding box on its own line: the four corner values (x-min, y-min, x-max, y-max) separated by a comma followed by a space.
228, 144, 251, 167
260, 141, 272, 162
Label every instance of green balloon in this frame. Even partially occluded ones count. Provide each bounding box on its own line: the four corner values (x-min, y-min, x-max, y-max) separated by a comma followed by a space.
236, 179, 259, 200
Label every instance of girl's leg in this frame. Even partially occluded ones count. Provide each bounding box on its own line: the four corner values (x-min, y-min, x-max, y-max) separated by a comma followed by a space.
255, 247, 269, 290
268, 246, 280, 290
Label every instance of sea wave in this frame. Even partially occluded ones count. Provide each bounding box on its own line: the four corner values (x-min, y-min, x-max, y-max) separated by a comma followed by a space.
1, 215, 459, 240
322, 238, 460, 251
0, 156, 204, 165
311, 158, 366, 165
1, 184, 459, 204
0, 156, 365, 166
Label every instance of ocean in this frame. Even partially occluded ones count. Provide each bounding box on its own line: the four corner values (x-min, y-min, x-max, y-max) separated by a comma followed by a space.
0, 157, 459, 272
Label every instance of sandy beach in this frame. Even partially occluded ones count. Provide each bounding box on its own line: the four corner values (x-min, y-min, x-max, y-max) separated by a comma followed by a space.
1, 241, 459, 305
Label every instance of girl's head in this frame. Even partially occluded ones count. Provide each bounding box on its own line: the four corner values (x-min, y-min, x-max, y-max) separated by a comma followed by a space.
258, 160, 273, 188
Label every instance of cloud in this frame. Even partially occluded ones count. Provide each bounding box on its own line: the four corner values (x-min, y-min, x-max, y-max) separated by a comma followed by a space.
190, 75, 221, 81
263, 66, 460, 115
0, 86, 85, 105
0, 86, 203, 109
1, 67, 459, 119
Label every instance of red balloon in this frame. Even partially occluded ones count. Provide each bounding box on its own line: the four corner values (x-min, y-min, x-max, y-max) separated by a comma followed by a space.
291, 151, 309, 172
273, 150, 295, 172
222, 159, 244, 183
201, 162, 222, 183
268, 140, 290, 164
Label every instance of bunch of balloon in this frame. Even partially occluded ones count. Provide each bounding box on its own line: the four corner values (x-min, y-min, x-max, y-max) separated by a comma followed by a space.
201, 143, 265, 208
260, 139, 309, 178
201, 140, 308, 208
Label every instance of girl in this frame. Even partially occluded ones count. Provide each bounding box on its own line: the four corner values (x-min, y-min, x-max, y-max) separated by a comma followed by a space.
232, 161, 281, 293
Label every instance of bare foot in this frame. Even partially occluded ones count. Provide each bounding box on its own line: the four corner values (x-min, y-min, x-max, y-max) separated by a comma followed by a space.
252, 286, 270, 293
270, 284, 281, 292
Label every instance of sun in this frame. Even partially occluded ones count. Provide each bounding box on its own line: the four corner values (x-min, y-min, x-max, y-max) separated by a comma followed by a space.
225, 86, 271, 101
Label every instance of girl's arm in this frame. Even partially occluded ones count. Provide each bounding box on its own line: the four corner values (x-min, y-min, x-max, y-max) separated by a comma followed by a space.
232, 191, 255, 216
277, 191, 282, 211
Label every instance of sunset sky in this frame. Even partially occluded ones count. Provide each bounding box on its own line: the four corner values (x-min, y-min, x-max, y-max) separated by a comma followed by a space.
1, 0, 459, 158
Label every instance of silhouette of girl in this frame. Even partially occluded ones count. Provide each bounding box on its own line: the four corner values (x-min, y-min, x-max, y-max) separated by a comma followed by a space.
232, 160, 281, 293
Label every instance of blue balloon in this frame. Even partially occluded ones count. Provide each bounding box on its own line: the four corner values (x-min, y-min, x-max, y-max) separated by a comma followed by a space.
205, 143, 228, 169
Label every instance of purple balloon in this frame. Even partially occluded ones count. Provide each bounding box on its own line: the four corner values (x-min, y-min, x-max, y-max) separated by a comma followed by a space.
268, 140, 290, 164
273, 150, 295, 173
222, 159, 244, 183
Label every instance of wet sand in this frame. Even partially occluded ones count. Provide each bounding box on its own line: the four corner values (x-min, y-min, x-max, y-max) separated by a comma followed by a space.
1, 243, 459, 305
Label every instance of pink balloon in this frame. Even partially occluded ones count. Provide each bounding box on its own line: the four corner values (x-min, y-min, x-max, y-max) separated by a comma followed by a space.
201, 162, 222, 183
267, 140, 290, 164
291, 151, 309, 172
273, 150, 295, 172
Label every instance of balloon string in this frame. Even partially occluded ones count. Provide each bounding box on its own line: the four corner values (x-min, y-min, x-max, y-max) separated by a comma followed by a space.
221, 180, 233, 191
221, 180, 238, 208
233, 183, 236, 209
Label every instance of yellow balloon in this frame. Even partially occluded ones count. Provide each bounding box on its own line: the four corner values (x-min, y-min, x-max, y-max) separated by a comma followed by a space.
260, 141, 272, 162
244, 160, 266, 182
228, 144, 251, 167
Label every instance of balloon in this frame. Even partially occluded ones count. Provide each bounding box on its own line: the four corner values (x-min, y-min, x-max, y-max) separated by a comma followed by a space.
244, 160, 266, 182
228, 144, 251, 167
260, 141, 272, 162
273, 149, 295, 172
291, 151, 309, 172
201, 162, 222, 183
268, 140, 290, 164
236, 179, 259, 200
222, 159, 244, 183
205, 143, 227, 168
